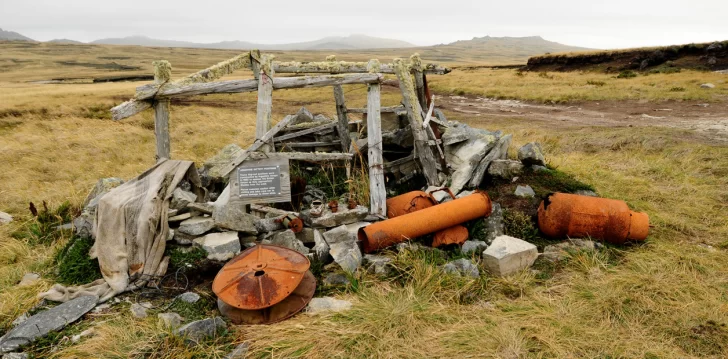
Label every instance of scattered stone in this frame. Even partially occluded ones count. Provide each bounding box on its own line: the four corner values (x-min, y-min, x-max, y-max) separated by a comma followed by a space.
469, 134, 512, 188
518, 142, 546, 166
292, 107, 314, 124
55, 222, 74, 231
73, 214, 93, 239
83, 178, 125, 209
71, 328, 96, 343
18, 273, 40, 287
514, 185, 535, 198
363, 254, 393, 276
194, 232, 241, 261
323, 225, 362, 273
484, 203, 504, 244
531, 165, 549, 173
446, 131, 498, 193
168, 212, 193, 222
187, 202, 214, 215
158, 312, 183, 330
296, 227, 315, 244
487, 159, 524, 179
395, 242, 424, 252
482, 235, 538, 276
574, 190, 597, 197
2, 353, 28, 359
171, 188, 197, 210
270, 230, 310, 255
442, 258, 480, 278
302, 205, 369, 228
178, 217, 215, 236
543, 239, 599, 261
178, 292, 200, 304
323, 273, 350, 286
130, 303, 148, 319
700, 83, 715, 89
306, 297, 353, 314
174, 317, 226, 343
91, 303, 111, 314
213, 202, 258, 234
10, 314, 27, 327
224, 342, 250, 359
442, 124, 473, 146
312, 229, 331, 263
167, 229, 175, 242
461, 240, 488, 255
174, 231, 198, 246
0, 295, 98, 353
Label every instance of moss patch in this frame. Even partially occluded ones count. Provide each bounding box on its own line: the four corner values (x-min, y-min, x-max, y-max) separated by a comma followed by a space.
54, 236, 102, 285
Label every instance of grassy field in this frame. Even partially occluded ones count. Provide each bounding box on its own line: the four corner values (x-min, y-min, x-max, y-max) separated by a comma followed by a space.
1, 43, 727, 358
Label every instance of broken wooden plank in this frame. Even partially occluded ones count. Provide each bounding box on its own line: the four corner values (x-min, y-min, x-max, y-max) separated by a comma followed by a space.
333, 84, 351, 153
218, 115, 296, 177
346, 105, 405, 114
383, 154, 415, 169
112, 99, 151, 121
410, 54, 428, 111
422, 95, 435, 129
272, 121, 337, 142
275, 141, 337, 148
273, 61, 450, 75
366, 59, 386, 217
153, 60, 171, 161
393, 58, 440, 185
255, 54, 274, 152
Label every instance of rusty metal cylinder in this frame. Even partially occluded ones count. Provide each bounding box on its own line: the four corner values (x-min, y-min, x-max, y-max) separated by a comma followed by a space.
537, 193, 649, 244
360, 192, 492, 253
386, 191, 436, 218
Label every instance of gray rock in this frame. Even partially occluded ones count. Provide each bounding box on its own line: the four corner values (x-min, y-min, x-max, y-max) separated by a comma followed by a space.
10, 314, 27, 327
426, 186, 454, 203
187, 202, 214, 215
488, 159, 524, 179
446, 132, 499, 193
517, 142, 546, 167
91, 303, 111, 314
224, 342, 250, 359
707, 42, 723, 51
130, 303, 148, 318
3, 353, 28, 359
194, 232, 241, 261
395, 242, 424, 252
178, 292, 200, 304
174, 317, 226, 343
461, 240, 488, 255
254, 216, 285, 233
306, 297, 353, 314
469, 134, 512, 188
484, 203, 504, 244
168, 212, 193, 222
0, 295, 98, 353
482, 235, 538, 276
171, 188, 197, 210
302, 205, 369, 228
531, 165, 549, 173
324, 225, 362, 273
442, 258, 480, 278
442, 123, 476, 146
83, 177, 125, 209
202, 144, 243, 181
18, 273, 40, 287
382, 126, 414, 147
543, 239, 599, 261
55, 222, 73, 232
270, 230, 310, 255
296, 228, 315, 244
292, 107, 314, 124
574, 190, 597, 197
73, 214, 93, 239
514, 185, 535, 198
312, 229, 332, 263
323, 273, 350, 286
158, 312, 183, 330
213, 201, 257, 234
71, 328, 96, 343
303, 186, 327, 206
363, 254, 393, 276
178, 217, 215, 236
167, 229, 175, 242
174, 231, 198, 246
700, 83, 716, 89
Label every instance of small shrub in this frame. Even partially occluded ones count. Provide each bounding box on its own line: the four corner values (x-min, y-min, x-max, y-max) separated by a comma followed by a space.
538, 72, 555, 79
54, 236, 102, 285
80, 104, 111, 120
617, 70, 637, 79
587, 80, 606, 87
670, 87, 686, 92
12, 201, 76, 245
502, 209, 539, 241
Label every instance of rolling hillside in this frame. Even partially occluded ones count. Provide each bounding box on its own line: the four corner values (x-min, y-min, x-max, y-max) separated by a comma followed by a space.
0, 28, 34, 41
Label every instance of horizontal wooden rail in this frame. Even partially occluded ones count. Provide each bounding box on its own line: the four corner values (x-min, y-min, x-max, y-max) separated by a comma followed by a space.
346, 105, 405, 114
273, 61, 450, 75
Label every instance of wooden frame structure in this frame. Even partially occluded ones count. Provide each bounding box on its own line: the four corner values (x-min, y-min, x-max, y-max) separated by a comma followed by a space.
111, 51, 450, 217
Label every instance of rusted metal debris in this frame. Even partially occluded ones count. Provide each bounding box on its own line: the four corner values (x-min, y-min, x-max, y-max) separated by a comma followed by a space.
538, 193, 649, 244
328, 200, 339, 213
432, 225, 469, 247
360, 192, 493, 253
385, 191, 436, 218
279, 213, 304, 233
212, 244, 311, 310
217, 270, 316, 325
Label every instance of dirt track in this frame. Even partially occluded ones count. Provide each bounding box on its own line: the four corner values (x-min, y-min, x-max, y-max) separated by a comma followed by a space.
439, 95, 728, 144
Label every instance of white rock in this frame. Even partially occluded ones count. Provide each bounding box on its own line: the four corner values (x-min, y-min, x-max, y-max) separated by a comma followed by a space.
312, 229, 331, 263
482, 235, 538, 276
514, 185, 535, 198
178, 216, 215, 236
130, 303, 148, 319
158, 312, 183, 330
178, 292, 200, 303
167, 229, 175, 242
270, 229, 310, 255
71, 328, 96, 343
461, 240, 488, 255
303, 205, 369, 228
224, 342, 250, 359
324, 225, 362, 273
442, 258, 480, 278
2, 353, 29, 359
171, 188, 197, 210
700, 83, 715, 89
446, 133, 498, 194
0, 212, 12, 225
517, 142, 546, 167
488, 159, 524, 179
194, 232, 241, 261
363, 254, 393, 276
306, 297, 353, 314
18, 273, 40, 287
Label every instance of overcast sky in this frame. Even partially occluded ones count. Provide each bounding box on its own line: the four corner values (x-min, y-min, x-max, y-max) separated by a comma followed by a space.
2, 0, 727, 49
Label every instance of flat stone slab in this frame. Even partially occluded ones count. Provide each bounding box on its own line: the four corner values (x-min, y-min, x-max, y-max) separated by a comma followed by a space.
482, 235, 538, 276
306, 297, 353, 315
488, 159, 524, 179
0, 212, 14, 225
194, 232, 241, 261
514, 185, 535, 198
302, 205, 369, 228
213, 202, 258, 234
269, 230, 310, 255
178, 216, 215, 236
324, 225, 362, 273
174, 317, 226, 343
171, 188, 197, 210
0, 295, 98, 353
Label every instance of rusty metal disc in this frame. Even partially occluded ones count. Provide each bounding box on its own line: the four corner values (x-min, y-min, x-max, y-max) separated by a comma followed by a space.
212, 244, 310, 310
217, 270, 316, 325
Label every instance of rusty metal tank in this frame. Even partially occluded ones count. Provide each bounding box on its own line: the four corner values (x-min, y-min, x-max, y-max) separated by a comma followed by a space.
386, 191, 436, 218
537, 193, 649, 244
431, 225, 469, 247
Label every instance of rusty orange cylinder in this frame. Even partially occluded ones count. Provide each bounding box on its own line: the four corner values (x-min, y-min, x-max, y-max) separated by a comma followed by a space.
432, 225, 469, 247
538, 193, 649, 244
360, 192, 492, 253
386, 191, 436, 218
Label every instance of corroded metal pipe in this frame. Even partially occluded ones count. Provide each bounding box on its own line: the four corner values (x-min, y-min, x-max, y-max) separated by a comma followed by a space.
537, 193, 649, 244
386, 191, 436, 218
360, 192, 492, 253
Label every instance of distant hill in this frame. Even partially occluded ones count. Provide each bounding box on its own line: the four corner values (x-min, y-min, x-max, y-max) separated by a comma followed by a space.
426, 36, 589, 63
91, 34, 415, 50
48, 38, 84, 44
0, 28, 34, 41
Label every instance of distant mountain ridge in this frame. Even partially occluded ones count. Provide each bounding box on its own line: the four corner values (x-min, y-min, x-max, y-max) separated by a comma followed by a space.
0, 28, 34, 41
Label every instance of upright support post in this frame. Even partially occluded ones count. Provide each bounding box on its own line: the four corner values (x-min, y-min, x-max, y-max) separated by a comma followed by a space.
366, 60, 386, 217
410, 54, 428, 111
393, 58, 440, 186
153, 60, 171, 161
333, 85, 351, 152
253, 52, 274, 152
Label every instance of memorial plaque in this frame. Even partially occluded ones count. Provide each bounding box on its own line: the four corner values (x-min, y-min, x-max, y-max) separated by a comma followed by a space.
229, 157, 291, 205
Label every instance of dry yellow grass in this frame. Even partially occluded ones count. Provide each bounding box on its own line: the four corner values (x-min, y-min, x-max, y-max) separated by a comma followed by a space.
1, 43, 727, 358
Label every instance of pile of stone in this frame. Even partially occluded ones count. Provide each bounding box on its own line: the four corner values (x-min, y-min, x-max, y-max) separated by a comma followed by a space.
274, 107, 345, 153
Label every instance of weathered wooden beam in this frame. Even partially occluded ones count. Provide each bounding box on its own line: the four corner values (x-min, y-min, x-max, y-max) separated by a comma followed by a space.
410, 54, 428, 111
366, 59, 386, 217
273, 61, 450, 75
383, 154, 415, 169
248, 152, 353, 161
333, 84, 351, 153
112, 100, 152, 121
153, 60, 171, 161
273, 121, 337, 142
393, 58, 440, 186
346, 105, 405, 114
276, 141, 337, 148
255, 54, 274, 152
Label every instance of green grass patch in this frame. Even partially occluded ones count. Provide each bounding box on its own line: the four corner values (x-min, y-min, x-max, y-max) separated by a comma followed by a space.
12, 201, 77, 245
54, 235, 102, 285
167, 246, 207, 272
616, 70, 637, 79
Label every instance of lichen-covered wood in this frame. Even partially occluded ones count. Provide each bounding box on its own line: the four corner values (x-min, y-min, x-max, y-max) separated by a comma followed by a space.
153, 60, 171, 161
255, 54, 275, 152
410, 54, 428, 111
273, 61, 449, 75
366, 59, 386, 217
333, 85, 350, 152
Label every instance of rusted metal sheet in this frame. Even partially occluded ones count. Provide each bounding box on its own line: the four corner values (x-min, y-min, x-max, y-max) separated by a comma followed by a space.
280, 214, 304, 233
538, 193, 650, 244
212, 244, 310, 310
360, 192, 493, 253
217, 270, 316, 325
385, 191, 436, 218
432, 225, 469, 247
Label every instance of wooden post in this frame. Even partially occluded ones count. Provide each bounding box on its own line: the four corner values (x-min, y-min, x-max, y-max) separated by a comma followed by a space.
366, 60, 386, 217
333, 85, 350, 152
253, 53, 274, 152
393, 58, 440, 185
153, 60, 171, 161
410, 54, 427, 111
